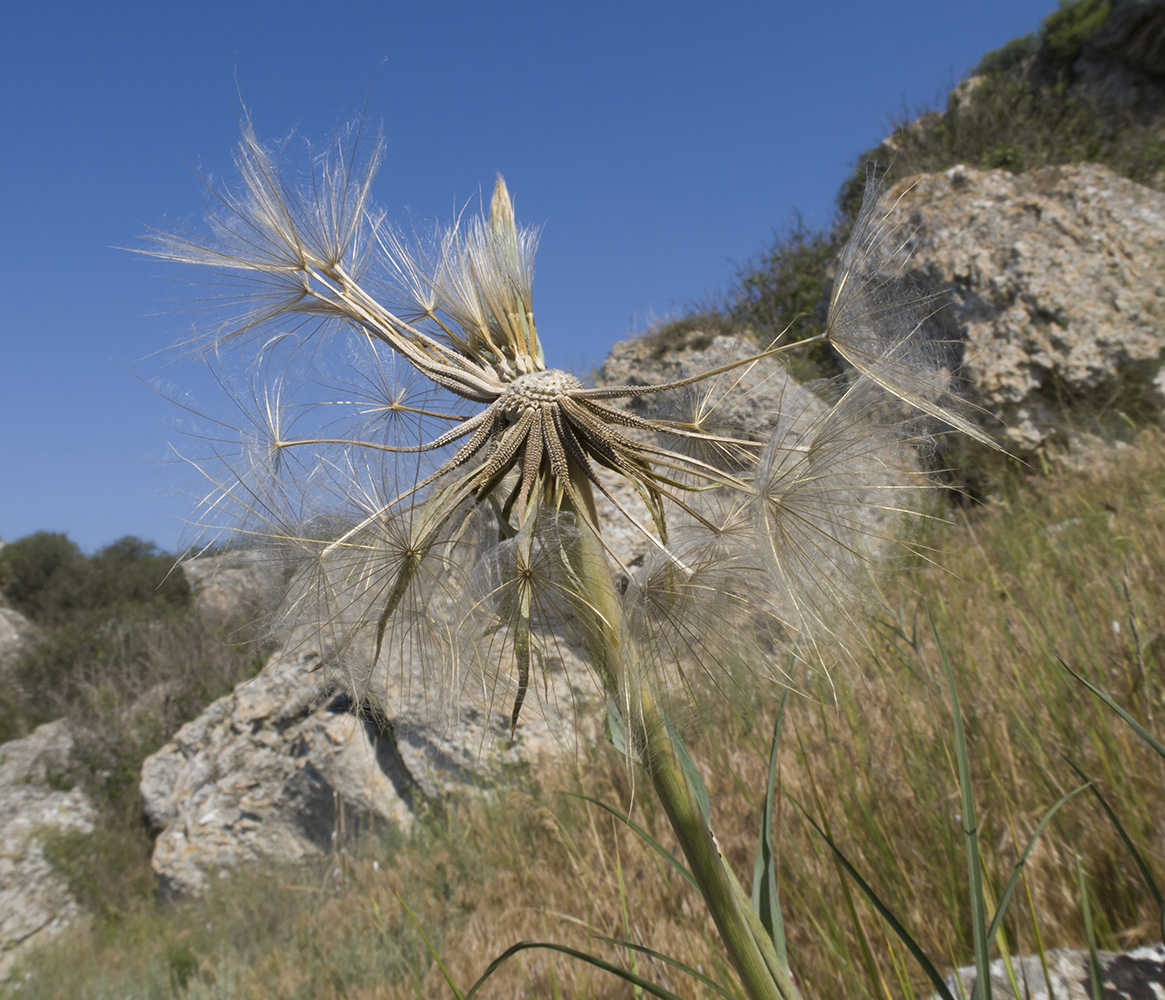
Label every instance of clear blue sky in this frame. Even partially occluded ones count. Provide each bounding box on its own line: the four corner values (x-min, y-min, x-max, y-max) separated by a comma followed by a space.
2, 0, 1060, 554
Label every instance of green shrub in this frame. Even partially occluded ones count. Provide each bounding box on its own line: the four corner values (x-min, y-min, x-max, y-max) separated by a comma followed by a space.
725, 218, 842, 382
1043, 0, 1112, 71
0, 532, 84, 618
0, 533, 266, 919
975, 32, 1040, 76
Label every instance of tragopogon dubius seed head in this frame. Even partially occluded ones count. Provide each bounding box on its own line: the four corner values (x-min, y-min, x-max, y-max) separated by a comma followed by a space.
143, 114, 988, 745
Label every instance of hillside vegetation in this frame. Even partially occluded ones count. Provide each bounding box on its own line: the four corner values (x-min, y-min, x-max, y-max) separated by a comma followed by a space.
7, 431, 1165, 998
0, 534, 263, 920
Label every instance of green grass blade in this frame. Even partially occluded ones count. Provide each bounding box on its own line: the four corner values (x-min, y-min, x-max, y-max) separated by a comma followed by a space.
752, 688, 789, 969
1065, 757, 1164, 939
614, 853, 645, 1000
1058, 656, 1165, 759
800, 734, 883, 997
667, 713, 713, 827
463, 941, 689, 1000
590, 934, 739, 999
560, 792, 697, 889
397, 892, 464, 1000
931, 614, 992, 1000
1075, 859, 1103, 1000
796, 802, 958, 1000
984, 782, 1090, 944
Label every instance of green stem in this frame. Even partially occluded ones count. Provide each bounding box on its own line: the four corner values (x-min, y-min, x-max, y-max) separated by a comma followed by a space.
638, 689, 791, 1000
561, 470, 800, 1000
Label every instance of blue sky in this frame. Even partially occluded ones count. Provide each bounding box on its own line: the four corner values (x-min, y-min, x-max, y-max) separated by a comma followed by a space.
2, 0, 1060, 554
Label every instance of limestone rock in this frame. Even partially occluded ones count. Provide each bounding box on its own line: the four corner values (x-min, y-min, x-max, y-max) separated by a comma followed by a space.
180, 548, 287, 625
140, 634, 593, 896
0, 606, 30, 668
598, 329, 827, 440
878, 163, 1165, 449
0, 721, 94, 978
933, 943, 1165, 1000
141, 643, 413, 896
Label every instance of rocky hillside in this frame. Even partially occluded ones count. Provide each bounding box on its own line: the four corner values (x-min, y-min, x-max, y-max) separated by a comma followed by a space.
4, 0, 1165, 986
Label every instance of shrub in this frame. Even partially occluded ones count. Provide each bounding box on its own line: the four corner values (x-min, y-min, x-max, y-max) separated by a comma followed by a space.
0, 531, 83, 618
1043, 0, 1112, 72
725, 218, 842, 382
0, 533, 265, 919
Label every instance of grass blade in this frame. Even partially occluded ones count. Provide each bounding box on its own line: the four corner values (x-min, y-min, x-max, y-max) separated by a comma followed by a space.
614, 851, 645, 1000
984, 782, 1090, 944
1075, 858, 1103, 1000
800, 730, 884, 998
463, 941, 690, 1000
1065, 757, 1165, 940
1058, 656, 1165, 759
796, 802, 958, 1000
397, 892, 464, 1000
590, 934, 739, 999
560, 792, 697, 889
931, 614, 992, 1000
752, 688, 790, 969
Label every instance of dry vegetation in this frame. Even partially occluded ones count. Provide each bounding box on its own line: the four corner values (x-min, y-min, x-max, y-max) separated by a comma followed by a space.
7, 429, 1165, 998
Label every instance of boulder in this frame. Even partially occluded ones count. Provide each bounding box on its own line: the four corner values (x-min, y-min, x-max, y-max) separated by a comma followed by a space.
141, 633, 592, 896
878, 163, 1165, 450
933, 943, 1165, 1000
180, 548, 287, 625
0, 721, 94, 978
141, 642, 411, 896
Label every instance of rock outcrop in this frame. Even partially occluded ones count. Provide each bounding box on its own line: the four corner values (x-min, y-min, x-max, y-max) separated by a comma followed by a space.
141, 626, 594, 895
180, 547, 287, 625
0, 721, 94, 978
140, 643, 414, 896
0, 607, 29, 668
879, 162, 1165, 450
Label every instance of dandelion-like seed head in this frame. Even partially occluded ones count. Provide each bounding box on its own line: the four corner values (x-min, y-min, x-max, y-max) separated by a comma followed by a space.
145, 113, 996, 744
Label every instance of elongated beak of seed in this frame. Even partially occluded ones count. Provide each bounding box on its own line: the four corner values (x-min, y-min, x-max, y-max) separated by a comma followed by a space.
490, 175, 516, 239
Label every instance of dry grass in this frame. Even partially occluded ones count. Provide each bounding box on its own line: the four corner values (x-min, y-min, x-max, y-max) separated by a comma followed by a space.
8, 431, 1165, 999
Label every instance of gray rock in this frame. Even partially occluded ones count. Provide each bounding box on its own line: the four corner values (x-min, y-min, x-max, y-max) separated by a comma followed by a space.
140, 634, 593, 895
0, 606, 30, 668
140, 643, 412, 896
180, 548, 287, 625
877, 163, 1165, 450
0, 721, 94, 979
934, 943, 1165, 1000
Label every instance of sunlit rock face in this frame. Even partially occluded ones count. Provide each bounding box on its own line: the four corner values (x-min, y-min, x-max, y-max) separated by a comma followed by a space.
877, 162, 1165, 450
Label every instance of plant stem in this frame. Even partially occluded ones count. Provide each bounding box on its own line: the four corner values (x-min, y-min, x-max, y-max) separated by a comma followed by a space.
562, 471, 801, 1000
